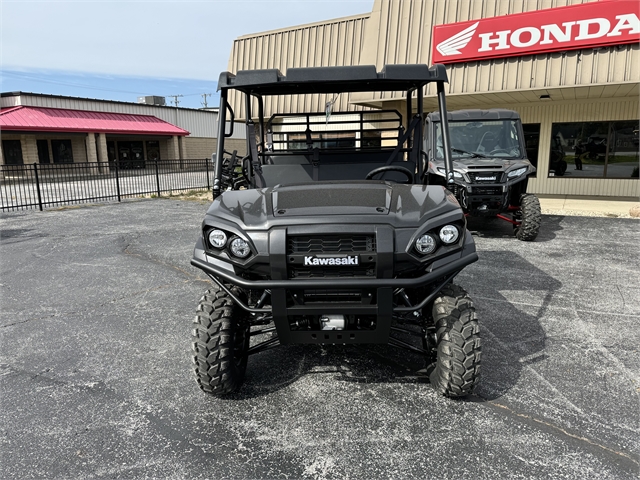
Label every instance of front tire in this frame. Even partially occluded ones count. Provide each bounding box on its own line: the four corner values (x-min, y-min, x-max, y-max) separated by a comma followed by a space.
428, 284, 481, 398
514, 193, 541, 241
192, 286, 249, 396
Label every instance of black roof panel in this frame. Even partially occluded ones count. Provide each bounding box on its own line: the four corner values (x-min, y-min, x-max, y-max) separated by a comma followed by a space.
218, 64, 448, 95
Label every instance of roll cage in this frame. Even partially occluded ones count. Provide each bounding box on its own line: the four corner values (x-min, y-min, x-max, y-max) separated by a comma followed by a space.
212, 64, 456, 197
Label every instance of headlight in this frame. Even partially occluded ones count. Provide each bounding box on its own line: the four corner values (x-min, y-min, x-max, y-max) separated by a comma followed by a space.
439, 225, 459, 244
437, 167, 463, 179
507, 167, 527, 178
208, 229, 227, 248
415, 234, 436, 254
229, 238, 251, 258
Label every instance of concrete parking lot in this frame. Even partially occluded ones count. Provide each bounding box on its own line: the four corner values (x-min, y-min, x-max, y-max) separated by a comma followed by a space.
1, 199, 638, 479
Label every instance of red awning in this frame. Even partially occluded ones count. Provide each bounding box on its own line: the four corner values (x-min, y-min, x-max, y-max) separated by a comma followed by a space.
0, 106, 190, 136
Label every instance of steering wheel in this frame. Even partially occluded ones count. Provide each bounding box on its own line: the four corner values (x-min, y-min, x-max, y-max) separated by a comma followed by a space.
489, 148, 511, 155
365, 165, 414, 183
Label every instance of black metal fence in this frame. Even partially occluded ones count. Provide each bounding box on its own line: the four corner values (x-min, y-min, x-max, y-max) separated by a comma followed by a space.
1, 159, 212, 212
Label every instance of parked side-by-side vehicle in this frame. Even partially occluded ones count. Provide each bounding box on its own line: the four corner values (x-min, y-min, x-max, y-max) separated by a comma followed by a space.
190, 64, 481, 398
424, 109, 541, 241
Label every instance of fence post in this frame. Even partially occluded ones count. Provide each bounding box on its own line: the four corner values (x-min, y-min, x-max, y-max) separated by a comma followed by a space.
155, 160, 161, 197
115, 160, 121, 202
33, 163, 44, 211
205, 157, 210, 189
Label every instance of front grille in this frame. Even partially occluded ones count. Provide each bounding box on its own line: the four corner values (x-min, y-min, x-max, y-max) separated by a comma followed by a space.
287, 234, 377, 279
303, 290, 363, 303
471, 187, 502, 195
468, 172, 503, 183
287, 235, 376, 254
289, 266, 375, 278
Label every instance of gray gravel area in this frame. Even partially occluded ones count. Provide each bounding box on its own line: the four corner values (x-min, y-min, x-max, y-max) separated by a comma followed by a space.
1, 199, 639, 479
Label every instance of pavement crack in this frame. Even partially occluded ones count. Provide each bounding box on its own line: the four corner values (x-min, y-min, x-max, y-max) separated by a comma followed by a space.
615, 284, 627, 308
1, 318, 39, 328
485, 400, 640, 469
1, 314, 57, 329
482, 325, 586, 415
473, 294, 640, 319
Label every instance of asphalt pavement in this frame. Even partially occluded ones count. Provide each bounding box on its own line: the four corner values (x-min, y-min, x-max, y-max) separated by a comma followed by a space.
1, 199, 638, 479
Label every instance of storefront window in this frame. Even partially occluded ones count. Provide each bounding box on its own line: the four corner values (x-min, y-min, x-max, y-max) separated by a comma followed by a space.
146, 141, 160, 161
51, 139, 74, 164
37, 140, 50, 164
549, 121, 639, 179
117, 141, 145, 169
2, 140, 23, 165
608, 121, 639, 178
522, 123, 540, 177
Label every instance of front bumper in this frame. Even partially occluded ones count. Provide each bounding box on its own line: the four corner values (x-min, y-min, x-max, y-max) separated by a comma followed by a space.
191, 248, 477, 290
456, 182, 509, 215
433, 168, 531, 215
191, 230, 477, 345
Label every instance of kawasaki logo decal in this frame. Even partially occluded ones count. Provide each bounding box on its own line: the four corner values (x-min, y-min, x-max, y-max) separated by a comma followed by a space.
304, 255, 359, 266
475, 176, 496, 181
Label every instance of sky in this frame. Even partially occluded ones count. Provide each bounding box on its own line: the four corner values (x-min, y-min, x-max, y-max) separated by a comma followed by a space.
0, 0, 374, 109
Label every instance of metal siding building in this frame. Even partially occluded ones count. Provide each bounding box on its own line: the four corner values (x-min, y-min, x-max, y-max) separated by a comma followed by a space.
0, 92, 248, 140
1, 92, 247, 166
227, 14, 371, 118
227, 0, 639, 199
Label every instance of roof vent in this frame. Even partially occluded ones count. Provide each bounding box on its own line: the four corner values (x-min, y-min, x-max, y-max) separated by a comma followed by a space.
137, 96, 166, 106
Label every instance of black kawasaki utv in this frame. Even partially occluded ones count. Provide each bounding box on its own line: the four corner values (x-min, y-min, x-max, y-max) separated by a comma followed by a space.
424, 109, 541, 241
190, 64, 481, 398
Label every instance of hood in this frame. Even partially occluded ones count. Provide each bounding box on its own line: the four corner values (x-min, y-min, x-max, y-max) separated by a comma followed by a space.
204, 181, 461, 230
453, 158, 520, 171
273, 182, 391, 217
431, 157, 534, 174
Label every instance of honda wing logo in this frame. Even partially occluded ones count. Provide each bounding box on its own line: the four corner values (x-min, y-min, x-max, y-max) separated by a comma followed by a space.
304, 255, 359, 266
436, 21, 479, 56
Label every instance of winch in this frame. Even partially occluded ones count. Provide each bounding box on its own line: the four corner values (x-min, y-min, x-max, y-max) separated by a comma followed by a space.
320, 314, 345, 330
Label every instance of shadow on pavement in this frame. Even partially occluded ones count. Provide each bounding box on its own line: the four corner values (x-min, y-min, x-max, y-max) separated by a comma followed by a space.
466, 214, 564, 242
220, 251, 560, 402
466, 250, 562, 401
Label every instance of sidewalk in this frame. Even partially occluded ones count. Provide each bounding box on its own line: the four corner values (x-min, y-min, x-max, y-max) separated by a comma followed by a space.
538, 194, 640, 218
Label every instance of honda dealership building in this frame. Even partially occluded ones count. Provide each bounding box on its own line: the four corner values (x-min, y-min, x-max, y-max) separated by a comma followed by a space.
228, 0, 639, 199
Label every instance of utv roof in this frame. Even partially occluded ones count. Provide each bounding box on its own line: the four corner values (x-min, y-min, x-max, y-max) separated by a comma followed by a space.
429, 109, 521, 122
217, 64, 448, 95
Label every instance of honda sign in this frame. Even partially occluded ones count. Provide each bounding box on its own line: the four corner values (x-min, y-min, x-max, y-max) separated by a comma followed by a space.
432, 0, 640, 64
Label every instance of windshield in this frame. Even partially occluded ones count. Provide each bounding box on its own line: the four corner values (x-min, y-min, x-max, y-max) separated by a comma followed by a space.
434, 119, 523, 160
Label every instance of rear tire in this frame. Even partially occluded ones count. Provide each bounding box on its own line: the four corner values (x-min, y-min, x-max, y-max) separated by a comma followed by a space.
428, 284, 481, 398
514, 193, 541, 241
192, 286, 250, 396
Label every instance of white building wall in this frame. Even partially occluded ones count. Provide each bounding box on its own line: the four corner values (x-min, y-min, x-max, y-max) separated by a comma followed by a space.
223, 0, 639, 198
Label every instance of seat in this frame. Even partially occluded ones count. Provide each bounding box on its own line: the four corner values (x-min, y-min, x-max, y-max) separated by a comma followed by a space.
256, 160, 416, 187
266, 155, 310, 165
